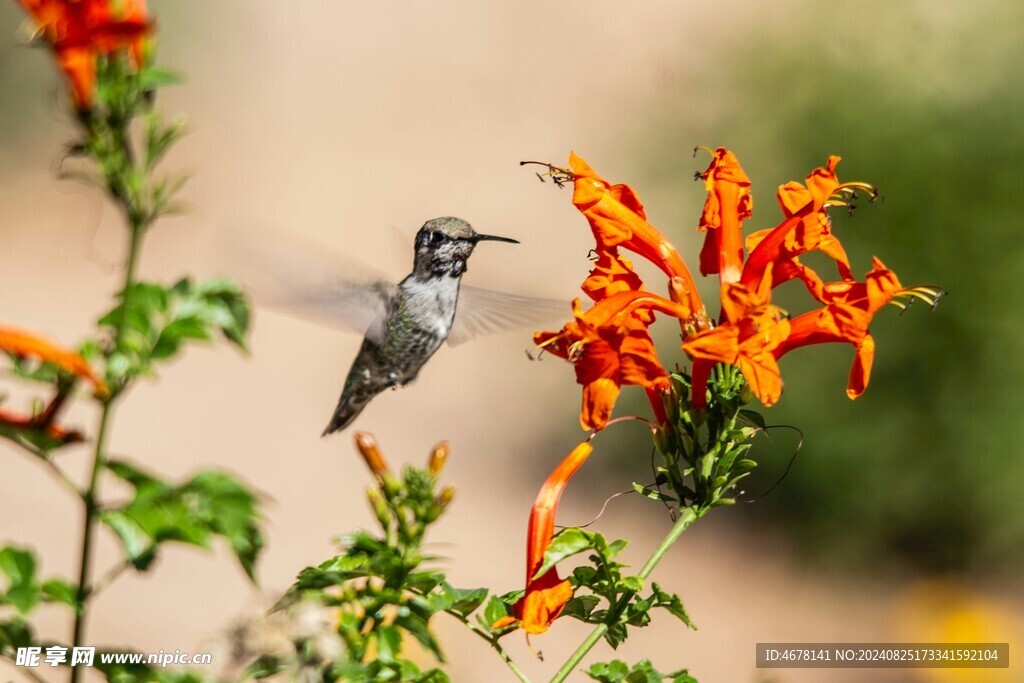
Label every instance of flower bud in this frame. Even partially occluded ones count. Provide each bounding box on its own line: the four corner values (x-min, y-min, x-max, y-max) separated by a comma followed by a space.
365, 486, 391, 528
428, 441, 450, 476
436, 485, 456, 510
652, 426, 670, 456
354, 432, 391, 479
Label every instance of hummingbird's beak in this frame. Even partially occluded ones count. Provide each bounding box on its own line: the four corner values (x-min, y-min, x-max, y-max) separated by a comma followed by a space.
472, 233, 520, 245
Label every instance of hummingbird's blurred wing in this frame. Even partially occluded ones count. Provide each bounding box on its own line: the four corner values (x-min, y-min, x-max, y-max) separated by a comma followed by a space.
224, 226, 398, 344
448, 285, 571, 347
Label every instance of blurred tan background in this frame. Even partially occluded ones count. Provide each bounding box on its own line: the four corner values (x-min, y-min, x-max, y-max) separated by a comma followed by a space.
1, 1, 1021, 681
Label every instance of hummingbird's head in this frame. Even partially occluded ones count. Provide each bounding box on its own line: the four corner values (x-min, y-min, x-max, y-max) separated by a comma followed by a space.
414, 217, 519, 278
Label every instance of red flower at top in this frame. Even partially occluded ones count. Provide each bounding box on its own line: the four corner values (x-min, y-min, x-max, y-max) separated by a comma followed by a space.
17, 0, 151, 109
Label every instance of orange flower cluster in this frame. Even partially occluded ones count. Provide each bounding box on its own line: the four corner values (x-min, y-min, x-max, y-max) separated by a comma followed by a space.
535, 153, 703, 431
0, 325, 106, 443
16, 0, 151, 109
683, 148, 941, 407
537, 149, 941, 422
505, 149, 941, 636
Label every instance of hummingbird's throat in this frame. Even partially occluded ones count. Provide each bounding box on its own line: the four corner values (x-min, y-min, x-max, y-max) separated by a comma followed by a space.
431, 257, 466, 278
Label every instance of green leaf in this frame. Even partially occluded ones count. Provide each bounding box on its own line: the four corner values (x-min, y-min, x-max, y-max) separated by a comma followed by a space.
0, 617, 34, 655
102, 460, 264, 580
534, 528, 595, 579
632, 483, 675, 502
739, 409, 766, 430
620, 575, 644, 593
587, 659, 630, 682
437, 583, 488, 617
41, 579, 79, 610
394, 612, 443, 663
0, 546, 41, 614
562, 594, 601, 621
243, 654, 288, 679
604, 622, 628, 649
651, 583, 696, 630
415, 669, 451, 683
480, 595, 516, 633
376, 626, 402, 662
139, 66, 182, 90
98, 278, 251, 386
587, 659, 696, 683
99, 510, 156, 570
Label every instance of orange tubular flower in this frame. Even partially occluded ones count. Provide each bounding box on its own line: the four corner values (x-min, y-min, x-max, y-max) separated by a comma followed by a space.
17, 0, 151, 109
0, 325, 104, 444
696, 147, 753, 285
0, 325, 106, 395
741, 155, 868, 295
569, 153, 704, 318
493, 441, 594, 635
772, 258, 927, 399
535, 291, 689, 430
682, 276, 791, 407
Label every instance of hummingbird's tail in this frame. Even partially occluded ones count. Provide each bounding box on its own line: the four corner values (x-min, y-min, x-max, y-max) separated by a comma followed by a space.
322, 393, 372, 436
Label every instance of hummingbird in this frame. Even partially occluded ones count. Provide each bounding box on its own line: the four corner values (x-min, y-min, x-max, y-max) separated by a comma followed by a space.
224, 216, 566, 435
322, 216, 528, 434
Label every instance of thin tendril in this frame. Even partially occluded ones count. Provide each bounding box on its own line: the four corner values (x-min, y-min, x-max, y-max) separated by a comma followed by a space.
738, 424, 804, 503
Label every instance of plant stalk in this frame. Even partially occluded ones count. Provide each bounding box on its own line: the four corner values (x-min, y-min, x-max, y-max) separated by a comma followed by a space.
547, 506, 704, 683
444, 608, 532, 683
69, 219, 144, 683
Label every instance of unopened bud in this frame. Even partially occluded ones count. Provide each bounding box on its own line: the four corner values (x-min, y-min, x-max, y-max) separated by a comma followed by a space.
652, 426, 670, 456
428, 441, 450, 476
354, 432, 391, 479
668, 276, 690, 307
436, 485, 456, 510
739, 383, 755, 404
366, 486, 391, 528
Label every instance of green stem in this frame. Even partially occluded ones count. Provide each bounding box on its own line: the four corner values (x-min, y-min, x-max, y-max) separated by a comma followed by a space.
69, 220, 144, 683
547, 506, 704, 683
442, 608, 532, 683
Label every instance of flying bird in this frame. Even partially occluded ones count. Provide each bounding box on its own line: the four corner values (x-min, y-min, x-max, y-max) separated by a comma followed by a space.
228, 216, 566, 434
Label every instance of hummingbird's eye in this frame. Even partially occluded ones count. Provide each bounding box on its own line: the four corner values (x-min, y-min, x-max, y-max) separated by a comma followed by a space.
430, 231, 445, 245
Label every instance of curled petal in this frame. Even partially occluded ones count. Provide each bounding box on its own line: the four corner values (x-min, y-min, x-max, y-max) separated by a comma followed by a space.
848, 335, 875, 399
582, 248, 644, 303
570, 153, 704, 315
697, 147, 752, 283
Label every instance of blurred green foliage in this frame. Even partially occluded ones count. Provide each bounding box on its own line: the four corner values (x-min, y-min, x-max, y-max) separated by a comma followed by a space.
631, 0, 1023, 574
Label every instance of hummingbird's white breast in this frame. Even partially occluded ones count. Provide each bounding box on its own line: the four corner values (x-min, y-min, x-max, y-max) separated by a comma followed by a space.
398, 274, 460, 339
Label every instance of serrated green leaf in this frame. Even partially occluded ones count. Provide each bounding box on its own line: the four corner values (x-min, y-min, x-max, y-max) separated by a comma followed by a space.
438, 583, 488, 617
562, 594, 601, 621
587, 659, 630, 682
620, 575, 644, 593
102, 461, 263, 579
651, 583, 696, 630
534, 528, 594, 579
604, 622, 628, 649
